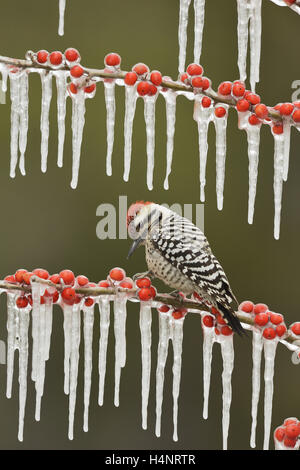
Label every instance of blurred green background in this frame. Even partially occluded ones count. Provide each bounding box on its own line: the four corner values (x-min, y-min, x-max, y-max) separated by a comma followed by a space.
0, 0, 299, 450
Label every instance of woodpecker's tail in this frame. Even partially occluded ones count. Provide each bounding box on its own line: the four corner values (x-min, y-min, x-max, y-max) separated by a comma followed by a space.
216, 301, 246, 336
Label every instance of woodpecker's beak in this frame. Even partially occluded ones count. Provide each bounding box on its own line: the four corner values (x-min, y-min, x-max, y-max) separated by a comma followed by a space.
127, 237, 144, 259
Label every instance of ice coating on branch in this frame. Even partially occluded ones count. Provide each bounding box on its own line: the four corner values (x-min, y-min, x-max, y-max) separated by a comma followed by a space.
6, 291, 19, 399
113, 295, 127, 407
282, 119, 291, 182
219, 334, 234, 450
178, 0, 192, 73
193, 97, 214, 202
9, 72, 21, 178
71, 89, 86, 189
83, 303, 94, 432
123, 84, 138, 182
40, 71, 53, 173
104, 82, 116, 177
193, 0, 206, 64
170, 316, 184, 442
201, 316, 215, 419
58, 0, 66, 36
143, 94, 158, 191
273, 133, 285, 239
250, 328, 263, 448
18, 72, 29, 176
18, 303, 31, 442
214, 105, 229, 211
139, 303, 152, 430
270, 0, 300, 13
155, 312, 171, 438
163, 90, 177, 190
263, 337, 278, 450
68, 303, 81, 440
245, 122, 261, 224
55, 71, 67, 168
98, 297, 111, 406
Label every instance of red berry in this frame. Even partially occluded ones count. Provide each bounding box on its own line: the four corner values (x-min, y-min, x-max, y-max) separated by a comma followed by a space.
119, 279, 133, 289
149, 286, 157, 298
293, 101, 300, 108
291, 322, 300, 336
4, 275, 16, 283
84, 297, 94, 307
239, 301, 254, 313
76, 275, 89, 286
236, 99, 250, 112
201, 96, 211, 108
186, 63, 203, 76
284, 418, 298, 426
221, 325, 233, 336
137, 81, 150, 96
218, 81, 232, 96
283, 437, 297, 448
285, 0, 296, 4
180, 72, 189, 83
200, 77, 210, 90
124, 72, 138, 86
270, 312, 283, 325
98, 280, 111, 288
49, 51, 63, 66
274, 426, 286, 442
248, 114, 261, 126
70, 65, 84, 78
232, 81, 245, 97
158, 304, 170, 313
292, 109, 300, 123
16, 296, 29, 308
211, 306, 219, 316
150, 71, 162, 86
254, 104, 268, 119
191, 76, 204, 88
133, 63, 149, 76
105, 53, 121, 67
276, 324, 287, 337
216, 313, 227, 325
272, 123, 283, 135
254, 303, 268, 314
254, 312, 269, 326
214, 327, 220, 335
69, 83, 78, 95
138, 287, 153, 301
23, 272, 34, 285
61, 287, 76, 305
279, 103, 294, 116
172, 310, 185, 320
202, 315, 214, 328
15, 269, 28, 283
285, 423, 300, 439
84, 83, 96, 94
37, 50, 48, 64
263, 327, 276, 340
59, 269, 75, 285
27, 294, 33, 306
136, 278, 151, 288
33, 268, 49, 280
50, 274, 60, 284
148, 84, 158, 96
246, 93, 261, 105
64, 48, 80, 63
109, 267, 125, 282
214, 107, 226, 118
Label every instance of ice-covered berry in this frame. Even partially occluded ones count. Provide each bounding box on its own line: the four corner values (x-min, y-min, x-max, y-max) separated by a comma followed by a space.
137, 81, 150, 96
109, 267, 125, 282
263, 327, 276, 340
60, 269, 75, 285
105, 53, 121, 67
150, 71, 162, 86
49, 51, 63, 66
214, 106, 227, 118
186, 63, 203, 76
65, 48, 80, 63
37, 50, 48, 64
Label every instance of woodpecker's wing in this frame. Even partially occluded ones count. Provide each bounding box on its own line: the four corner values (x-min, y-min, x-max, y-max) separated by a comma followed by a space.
150, 212, 244, 334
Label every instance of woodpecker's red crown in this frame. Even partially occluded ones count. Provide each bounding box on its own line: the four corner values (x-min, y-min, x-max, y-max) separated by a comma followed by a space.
126, 201, 152, 227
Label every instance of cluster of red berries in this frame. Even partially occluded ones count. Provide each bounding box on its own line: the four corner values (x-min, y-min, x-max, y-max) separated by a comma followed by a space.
274, 417, 300, 448
201, 306, 233, 336
239, 301, 287, 339
124, 62, 163, 97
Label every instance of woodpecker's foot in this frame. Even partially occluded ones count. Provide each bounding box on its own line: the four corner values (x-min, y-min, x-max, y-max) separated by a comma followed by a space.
168, 290, 182, 299
133, 270, 155, 281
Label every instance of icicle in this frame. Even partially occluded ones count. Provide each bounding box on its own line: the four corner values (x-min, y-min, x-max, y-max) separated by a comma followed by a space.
1, 64, 8, 93
273, 132, 285, 239
193, 96, 214, 202
163, 90, 177, 190
123, 84, 138, 181
201, 317, 215, 420
144, 94, 158, 191
236, 0, 250, 83
83, 303, 94, 432
30, 281, 42, 383
40, 71, 53, 173
219, 334, 234, 450
55, 71, 67, 168
104, 81, 116, 177
18, 303, 31, 442
178, 0, 192, 73
139, 302, 152, 430
170, 316, 184, 442
68, 303, 81, 440
249, 0, 262, 92
282, 119, 291, 182
193, 0, 206, 64
18, 72, 29, 176
214, 104, 229, 211
263, 337, 278, 450
58, 0, 66, 36
71, 89, 86, 189
155, 311, 171, 438
44, 297, 54, 361
250, 328, 263, 448
62, 304, 73, 395
245, 122, 261, 224
6, 291, 19, 398
9, 72, 21, 178
98, 297, 110, 406
35, 301, 47, 421
113, 294, 127, 407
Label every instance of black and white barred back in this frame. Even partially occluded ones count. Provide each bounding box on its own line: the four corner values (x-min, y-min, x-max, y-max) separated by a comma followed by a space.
139, 204, 244, 335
